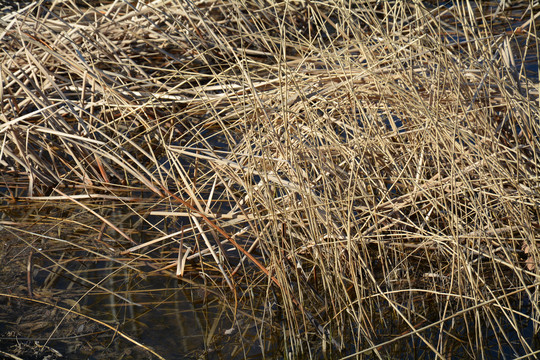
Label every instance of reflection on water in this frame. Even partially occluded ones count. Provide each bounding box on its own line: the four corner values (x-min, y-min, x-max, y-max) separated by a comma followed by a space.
82, 273, 280, 360
0, 201, 283, 359
0, 256, 282, 359
2, 200, 540, 359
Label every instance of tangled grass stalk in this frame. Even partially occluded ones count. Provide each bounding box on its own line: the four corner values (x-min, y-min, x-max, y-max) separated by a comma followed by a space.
1, 0, 539, 357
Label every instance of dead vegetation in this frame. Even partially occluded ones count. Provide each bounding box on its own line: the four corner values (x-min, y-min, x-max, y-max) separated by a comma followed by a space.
1, 0, 540, 358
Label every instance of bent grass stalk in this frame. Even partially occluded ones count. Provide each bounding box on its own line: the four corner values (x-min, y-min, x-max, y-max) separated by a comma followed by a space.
1, 0, 539, 357
0, 293, 164, 360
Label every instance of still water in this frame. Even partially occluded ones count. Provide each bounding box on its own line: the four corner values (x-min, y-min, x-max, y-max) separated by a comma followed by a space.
0, 202, 284, 359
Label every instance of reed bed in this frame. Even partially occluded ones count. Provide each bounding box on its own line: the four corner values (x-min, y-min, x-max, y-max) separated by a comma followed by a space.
1, 0, 539, 357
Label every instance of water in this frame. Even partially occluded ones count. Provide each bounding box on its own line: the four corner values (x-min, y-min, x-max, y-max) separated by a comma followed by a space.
2, 201, 540, 359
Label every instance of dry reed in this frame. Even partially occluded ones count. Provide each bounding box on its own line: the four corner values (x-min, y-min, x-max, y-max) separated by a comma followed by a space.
1, 0, 539, 358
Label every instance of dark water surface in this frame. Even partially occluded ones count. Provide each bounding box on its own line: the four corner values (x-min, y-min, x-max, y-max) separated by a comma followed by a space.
2, 219, 540, 359
0, 252, 282, 359
0, 201, 282, 359
0, 187, 539, 359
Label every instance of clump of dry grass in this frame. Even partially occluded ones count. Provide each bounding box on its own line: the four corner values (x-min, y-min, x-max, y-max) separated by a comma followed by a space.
1, 0, 539, 357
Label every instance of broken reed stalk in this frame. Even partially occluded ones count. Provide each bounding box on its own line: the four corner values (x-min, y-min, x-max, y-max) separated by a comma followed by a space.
1, 0, 540, 357
121, 187, 342, 349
